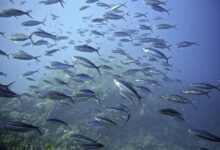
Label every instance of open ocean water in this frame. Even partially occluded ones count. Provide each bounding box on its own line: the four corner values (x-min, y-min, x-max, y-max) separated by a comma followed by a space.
0, 0, 220, 150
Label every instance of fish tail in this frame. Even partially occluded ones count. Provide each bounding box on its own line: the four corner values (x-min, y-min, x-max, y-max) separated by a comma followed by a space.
59, 0, 64, 8
18, 95, 24, 104
96, 47, 101, 56
122, 2, 127, 8
191, 103, 197, 111
96, 67, 101, 76
41, 15, 47, 26
216, 86, 220, 92
25, 10, 33, 19
205, 92, 211, 98
7, 81, 15, 88
29, 34, 34, 43
36, 127, 43, 136
167, 44, 172, 51
122, 16, 127, 21
34, 56, 41, 62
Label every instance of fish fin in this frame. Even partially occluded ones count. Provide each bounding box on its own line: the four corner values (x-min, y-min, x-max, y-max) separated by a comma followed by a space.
122, 2, 127, 8
25, 10, 33, 19
216, 86, 220, 92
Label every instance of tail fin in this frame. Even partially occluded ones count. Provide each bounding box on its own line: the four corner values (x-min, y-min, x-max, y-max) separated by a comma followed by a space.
59, 0, 64, 8
34, 56, 41, 62
167, 44, 172, 51
36, 127, 43, 136
25, 10, 33, 19
96, 47, 101, 56
122, 2, 127, 8
6, 81, 15, 89
41, 15, 47, 26
96, 67, 101, 76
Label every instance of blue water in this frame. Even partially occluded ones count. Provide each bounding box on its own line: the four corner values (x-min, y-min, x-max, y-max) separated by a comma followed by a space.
0, 0, 220, 150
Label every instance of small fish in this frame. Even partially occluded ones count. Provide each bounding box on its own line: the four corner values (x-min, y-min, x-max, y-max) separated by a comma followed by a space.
72, 56, 101, 75
143, 48, 171, 64
50, 61, 74, 70
182, 88, 211, 98
45, 48, 59, 56
0, 8, 32, 18
159, 108, 184, 121
11, 50, 40, 62
189, 129, 220, 142
191, 82, 220, 92
176, 41, 199, 48
79, 6, 90, 11
114, 78, 143, 103
21, 16, 46, 26
46, 118, 68, 126
22, 70, 39, 77
95, 116, 117, 127
74, 45, 101, 56
0, 121, 42, 135
70, 134, 97, 143
39, 0, 64, 8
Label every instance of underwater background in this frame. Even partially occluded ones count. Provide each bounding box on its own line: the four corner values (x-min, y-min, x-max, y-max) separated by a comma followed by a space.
0, 0, 220, 150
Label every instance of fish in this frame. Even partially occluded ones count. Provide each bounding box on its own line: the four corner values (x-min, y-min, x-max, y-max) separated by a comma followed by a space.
91, 30, 105, 37
114, 78, 143, 103
159, 108, 185, 121
45, 48, 59, 56
21, 16, 46, 26
188, 129, 220, 142
191, 82, 220, 92
0, 9, 32, 18
143, 48, 171, 64
22, 70, 39, 78
10, 33, 31, 42
113, 31, 132, 39
0, 121, 42, 135
95, 116, 117, 127
156, 24, 176, 29
72, 56, 101, 75
182, 88, 211, 98
86, 0, 98, 3
50, 61, 74, 70
103, 12, 125, 21
11, 50, 40, 62
54, 77, 69, 87
70, 134, 97, 143
30, 29, 57, 43
81, 143, 104, 149
0, 86, 23, 104
39, 0, 64, 8
79, 6, 90, 11
35, 91, 74, 103
75, 73, 95, 82
74, 45, 101, 56
176, 41, 199, 48
160, 95, 197, 110
0, 50, 9, 59
46, 118, 68, 126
